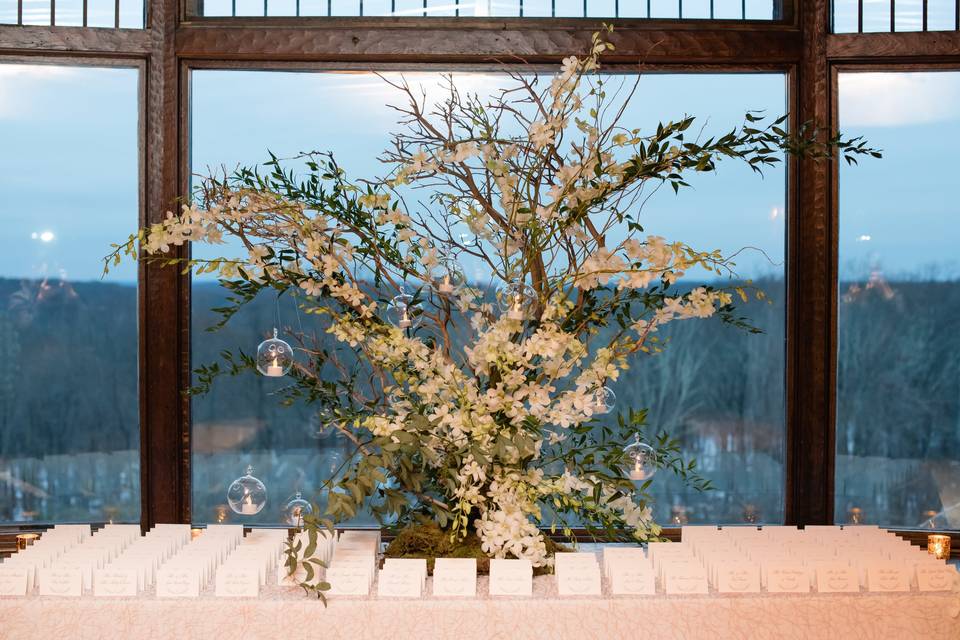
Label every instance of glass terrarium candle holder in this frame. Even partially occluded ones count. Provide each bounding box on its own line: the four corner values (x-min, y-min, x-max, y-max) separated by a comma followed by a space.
927, 534, 951, 560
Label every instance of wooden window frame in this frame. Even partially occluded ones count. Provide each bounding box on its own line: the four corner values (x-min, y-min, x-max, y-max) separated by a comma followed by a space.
0, 0, 957, 552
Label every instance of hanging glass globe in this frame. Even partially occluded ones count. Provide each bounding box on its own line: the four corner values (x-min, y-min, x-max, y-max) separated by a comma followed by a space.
496, 281, 536, 321
591, 386, 617, 415
428, 257, 467, 296
387, 292, 422, 330
256, 328, 294, 377
624, 436, 657, 481
284, 491, 313, 527
227, 465, 267, 516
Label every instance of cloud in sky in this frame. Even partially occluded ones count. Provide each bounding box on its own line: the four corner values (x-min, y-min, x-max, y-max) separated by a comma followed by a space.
0, 64, 78, 120
840, 72, 960, 128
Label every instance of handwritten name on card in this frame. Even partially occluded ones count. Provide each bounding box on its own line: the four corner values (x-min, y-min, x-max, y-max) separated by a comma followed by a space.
765, 565, 810, 593
609, 565, 656, 595
0, 567, 29, 596
557, 568, 602, 596
215, 567, 260, 598
716, 566, 761, 593
38, 567, 83, 597
916, 566, 956, 592
94, 568, 138, 597
156, 568, 201, 598
376, 570, 422, 598
489, 559, 533, 597
326, 567, 371, 596
866, 566, 909, 593
433, 571, 476, 597
664, 568, 709, 595
816, 566, 859, 593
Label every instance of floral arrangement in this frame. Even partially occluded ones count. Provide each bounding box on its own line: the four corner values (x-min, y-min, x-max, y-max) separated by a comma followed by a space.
107, 26, 877, 595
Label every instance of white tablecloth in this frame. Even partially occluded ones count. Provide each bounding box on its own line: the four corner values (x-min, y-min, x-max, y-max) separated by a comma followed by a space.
1, 576, 958, 640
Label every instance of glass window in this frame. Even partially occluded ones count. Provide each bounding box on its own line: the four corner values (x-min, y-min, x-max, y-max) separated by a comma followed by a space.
189, 70, 786, 527
0, 63, 140, 524
836, 71, 960, 530
0, 0, 144, 27
192, 0, 780, 18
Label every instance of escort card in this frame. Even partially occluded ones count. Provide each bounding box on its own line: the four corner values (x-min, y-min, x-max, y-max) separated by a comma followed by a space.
765, 564, 810, 593
326, 567, 372, 596
38, 567, 83, 597
432, 559, 477, 597
916, 565, 956, 592
866, 565, 910, 593
609, 563, 656, 595
716, 564, 761, 594
816, 565, 859, 593
664, 566, 709, 595
601, 547, 647, 578
94, 568, 138, 597
488, 559, 533, 597
0, 567, 30, 596
215, 566, 260, 597
557, 565, 602, 596
156, 567, 201, 598
377, 568, 422, 597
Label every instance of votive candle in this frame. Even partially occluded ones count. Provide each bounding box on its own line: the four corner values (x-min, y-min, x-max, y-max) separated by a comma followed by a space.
927, 534, 951, 560
16, 533, 39, 551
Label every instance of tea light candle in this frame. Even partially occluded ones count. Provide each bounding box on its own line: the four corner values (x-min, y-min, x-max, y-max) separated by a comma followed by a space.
16, 533, 39, 551
927, 534, 951, 560
191, 528, 203, 540
266, 356, 283, 377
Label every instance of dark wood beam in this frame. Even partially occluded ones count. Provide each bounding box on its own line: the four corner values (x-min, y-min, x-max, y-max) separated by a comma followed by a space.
828, 31, 960, 63
0, 25, 151, 55
174, 23, 801, 63
140, 0, 191, 528
787, 0, 835, 526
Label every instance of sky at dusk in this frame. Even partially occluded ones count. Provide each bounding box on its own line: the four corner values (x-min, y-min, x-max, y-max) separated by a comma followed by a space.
0, 64, 958, 285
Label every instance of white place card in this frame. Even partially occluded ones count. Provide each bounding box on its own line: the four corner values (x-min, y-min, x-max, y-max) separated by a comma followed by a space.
0, 567, 30, 596
488, 559, 533, 597
156, 567, 201, 598
816, 565, 860, 593
866, 565, 910, 593
38, 567, 83, 597
377, 568, 422, 598
765, 564, 810, 593
916, 565, 956, 592
94, 568, 138, 597
432, 558, 477, 597
557, 566, 602, 596
215, 566, 260, 597
326, 567, 372, 596
609, 563, 656, 595
716, 564, 761, 594
664, 566, 709, 595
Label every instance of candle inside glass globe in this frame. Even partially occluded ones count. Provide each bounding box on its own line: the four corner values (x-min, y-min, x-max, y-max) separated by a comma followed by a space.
624, 436, 657, 481
429, 257, 467, 296
227, 465, 267, 516
592, 386, 617, 415
496, 281, 535, 321
256, 328, 294, 377
284, 491, 313, 527
388, 293, 422, 329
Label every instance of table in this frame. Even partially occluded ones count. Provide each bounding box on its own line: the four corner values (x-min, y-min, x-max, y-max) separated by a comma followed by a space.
1, 575, 958, 640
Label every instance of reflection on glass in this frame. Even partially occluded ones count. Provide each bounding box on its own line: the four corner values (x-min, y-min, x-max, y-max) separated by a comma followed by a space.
837, 71, 960, 530
0, 64, 140, 524
190, 70, 786, 526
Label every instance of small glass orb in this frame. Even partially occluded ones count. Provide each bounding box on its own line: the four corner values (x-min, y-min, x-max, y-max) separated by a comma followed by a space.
496, 281, 536, 321
227, 465, 267, 516
428, 257, 467, 296
847, 507, 864, 525
387, 292, 422, 330
256, 328, 294, 377
591, 386, 617, 415
671, 505, 689, 526
624, 436, 657, 481
284, 491, 313, 527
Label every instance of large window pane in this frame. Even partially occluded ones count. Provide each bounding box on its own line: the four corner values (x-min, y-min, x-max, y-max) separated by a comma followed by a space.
837, 71, 960, 529
0, 64, 140, 524
190, 70, 785, 526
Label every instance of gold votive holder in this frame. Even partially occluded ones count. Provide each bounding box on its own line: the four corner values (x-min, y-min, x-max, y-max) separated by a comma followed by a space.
16, 533, 39, 551
927, 534, 951, 560
191, 527, 203, 540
